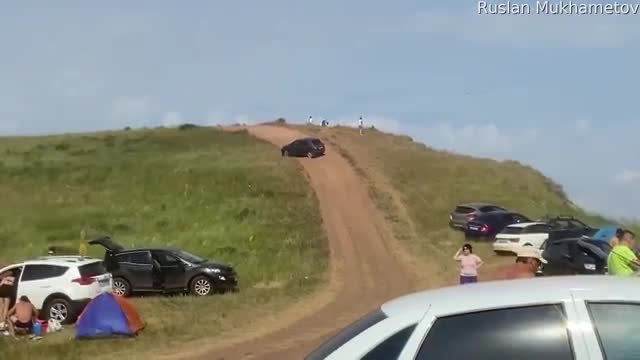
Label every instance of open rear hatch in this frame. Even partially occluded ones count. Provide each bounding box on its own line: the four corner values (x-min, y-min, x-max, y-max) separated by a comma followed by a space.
88, 236, 126, 253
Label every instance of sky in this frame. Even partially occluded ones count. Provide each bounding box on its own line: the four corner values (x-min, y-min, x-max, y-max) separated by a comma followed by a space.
0, 1, 638, 221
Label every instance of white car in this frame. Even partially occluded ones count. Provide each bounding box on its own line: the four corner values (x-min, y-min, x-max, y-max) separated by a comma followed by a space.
0, 256, 113, 324
492, 222, 552, 254
305, 276, 640, 360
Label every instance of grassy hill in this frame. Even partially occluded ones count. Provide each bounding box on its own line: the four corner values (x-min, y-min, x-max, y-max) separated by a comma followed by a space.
295, 123, 638, 285
2, 121, 637, 358
0, 126, 327, 359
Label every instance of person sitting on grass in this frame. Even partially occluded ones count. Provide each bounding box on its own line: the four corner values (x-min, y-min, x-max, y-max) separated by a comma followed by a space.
6, 296, 38, 338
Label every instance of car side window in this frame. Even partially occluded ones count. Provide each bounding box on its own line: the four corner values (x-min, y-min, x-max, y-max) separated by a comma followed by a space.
153, 251, 181, 266
526, 224, 551, 233
21, 265, 69, 282
416, 304, 574, 360
587, 302, 640, 359
118, 252, 152, 265
361, 324, 416, 360
501, 214, 514, 223
567, 220, 586, 229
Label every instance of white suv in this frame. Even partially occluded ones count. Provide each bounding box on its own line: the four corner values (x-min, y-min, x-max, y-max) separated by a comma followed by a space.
0, 256, 113, 324
492, 222, 552, 254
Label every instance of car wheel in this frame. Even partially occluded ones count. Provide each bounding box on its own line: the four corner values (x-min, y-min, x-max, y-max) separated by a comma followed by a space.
112, 277, 131, 297
190, 275, 213, 296
45, 297, 73, 324
307, 152, 313, 158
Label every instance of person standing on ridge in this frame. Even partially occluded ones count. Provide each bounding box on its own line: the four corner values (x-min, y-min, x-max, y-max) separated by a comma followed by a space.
358, 116, 363, 135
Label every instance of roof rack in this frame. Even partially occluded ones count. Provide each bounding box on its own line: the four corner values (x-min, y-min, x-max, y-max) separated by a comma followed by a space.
36, 255, 97, 261
539, 214, 576, 221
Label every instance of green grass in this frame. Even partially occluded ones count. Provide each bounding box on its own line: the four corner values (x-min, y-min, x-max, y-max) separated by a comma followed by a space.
294, 123, 638, 283
0, 126, 327, 359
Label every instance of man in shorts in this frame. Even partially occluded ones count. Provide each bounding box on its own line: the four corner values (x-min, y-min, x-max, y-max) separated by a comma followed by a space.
493, 247, 547, 280
7, 296, 38, 338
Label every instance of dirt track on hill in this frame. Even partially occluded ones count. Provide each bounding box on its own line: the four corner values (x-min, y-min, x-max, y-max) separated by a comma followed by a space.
181, 125, 418, 359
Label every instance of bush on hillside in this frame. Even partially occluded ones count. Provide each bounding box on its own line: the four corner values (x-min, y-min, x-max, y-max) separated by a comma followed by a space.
178, 123, 199, 131
54, 142, 70, 151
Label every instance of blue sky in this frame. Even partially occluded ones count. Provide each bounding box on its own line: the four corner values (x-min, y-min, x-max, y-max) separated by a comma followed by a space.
0, 1, 638, 221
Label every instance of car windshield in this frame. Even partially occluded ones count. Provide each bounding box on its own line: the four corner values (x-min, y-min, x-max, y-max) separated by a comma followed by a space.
311, 139, 322, 146
175, 250, 207, 264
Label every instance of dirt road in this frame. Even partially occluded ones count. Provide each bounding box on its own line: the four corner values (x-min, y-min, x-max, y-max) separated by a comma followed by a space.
184, 125, 418, 359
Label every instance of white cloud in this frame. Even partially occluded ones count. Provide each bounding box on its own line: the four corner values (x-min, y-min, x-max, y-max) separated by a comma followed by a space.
109, 96, 154, 125
205, 111, 259, 126
364, 116, 403, 133
407, 10, 639, 48
0, 119, 19, 134
613, 169, 640, 185
161, 111, 184, 127
575, 118, 591, 135
0, 95, 27, 134
417, 122, 539, 158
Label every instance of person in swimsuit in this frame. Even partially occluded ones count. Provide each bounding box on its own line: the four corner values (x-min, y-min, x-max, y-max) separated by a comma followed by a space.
7, 296, 38, 338
0, 270, 16, 330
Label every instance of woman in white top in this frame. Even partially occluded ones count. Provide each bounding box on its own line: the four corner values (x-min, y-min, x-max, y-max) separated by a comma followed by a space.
453, 244, 483, 284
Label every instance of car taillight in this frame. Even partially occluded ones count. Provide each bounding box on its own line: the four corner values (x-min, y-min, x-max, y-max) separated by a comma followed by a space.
72, 277, 96, 286
467, 214, 476, 220
480, 224, 490, 233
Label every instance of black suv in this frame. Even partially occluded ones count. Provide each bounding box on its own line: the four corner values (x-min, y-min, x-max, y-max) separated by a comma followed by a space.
538, 215, 598, 236
281, 137, 325, 158
89, 236, 238, 297
540, 233, 611, 276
